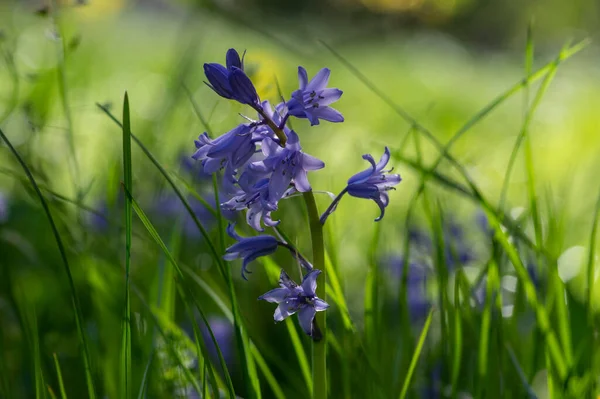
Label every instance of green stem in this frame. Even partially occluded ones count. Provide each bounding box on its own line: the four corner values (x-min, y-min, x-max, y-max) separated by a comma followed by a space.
303, 191, 327, 399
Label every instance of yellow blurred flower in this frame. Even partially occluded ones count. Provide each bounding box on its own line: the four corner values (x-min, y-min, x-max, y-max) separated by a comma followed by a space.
60, 0, 126, 19
244, 50, 284, 102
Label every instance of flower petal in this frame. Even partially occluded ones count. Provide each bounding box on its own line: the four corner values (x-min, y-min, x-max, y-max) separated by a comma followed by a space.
314, 298, 330, 311
229, 67, 259, 105
274, 301, 299, 322
375, 147, 390, 173
204, 63, 233, 99
246, 205, 263, 232
225, 235, 278, 254
306, 68, 331, 91
294, 169, 311, 192
312, 106, 344, 123
297, 66, 308, 90
226, 48, 242, 70
347, 183, 380, 200
279, 269, 298, 290
302, 153, 325, 171
373, 197, 386, 222
318, 88, 343, 106
347, 155, 377, 185
258, 288, 289, 303
297, 306, 317, 336
301, 269, 321, 296
268, 161, 293, 204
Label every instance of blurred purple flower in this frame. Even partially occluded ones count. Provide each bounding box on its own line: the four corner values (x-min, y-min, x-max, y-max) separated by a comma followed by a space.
386, 257, 431, 321
286, 67, 344, 126
200, 316, 234, 367
259, 269, 329, 338
0, 193, 9, 223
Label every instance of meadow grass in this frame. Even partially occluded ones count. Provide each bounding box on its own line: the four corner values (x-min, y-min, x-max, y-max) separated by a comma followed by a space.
1, 7, 600, 399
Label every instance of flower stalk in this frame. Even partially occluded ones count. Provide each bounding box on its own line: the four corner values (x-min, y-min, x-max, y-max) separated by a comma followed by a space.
303, 190, 327, 399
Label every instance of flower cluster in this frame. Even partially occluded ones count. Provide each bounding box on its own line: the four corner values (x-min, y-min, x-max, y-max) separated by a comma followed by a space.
193, 48, 401, 337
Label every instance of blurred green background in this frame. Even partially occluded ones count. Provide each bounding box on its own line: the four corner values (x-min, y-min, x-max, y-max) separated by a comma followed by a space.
1, 0, 600, 398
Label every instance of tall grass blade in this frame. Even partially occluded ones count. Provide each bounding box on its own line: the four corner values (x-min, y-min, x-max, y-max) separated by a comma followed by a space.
53, 354, 67, 399
120, 92, 133, 399
398, 308, 434, 399
97, 103, 261, 398
123, 188, 235, 397
0, 127, 96, 398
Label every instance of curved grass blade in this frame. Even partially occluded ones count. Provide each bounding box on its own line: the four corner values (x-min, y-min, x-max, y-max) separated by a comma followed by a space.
506, 344, 538, 398
97, 103, 261, 398
484, 210, 569, 381
398, 308, 434, 399
0, 127, 96, 399
53, 354, 67, 399
120, 92, 133, 399
124, 188, 235, 398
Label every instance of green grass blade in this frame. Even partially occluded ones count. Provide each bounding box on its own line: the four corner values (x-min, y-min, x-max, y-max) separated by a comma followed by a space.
53, 354, 67, 399
484, 210, 569, 381
251, 344, 286, 399
450, 270, 463, 397
0, 128, 96, 399
124, 188, 236, 397
97, 103, 261, 398
398, 308, 434, 399
505, 344, 537, 398
586, 186, 600, 321
120, 92, 133, 399
135, 352, 153, 399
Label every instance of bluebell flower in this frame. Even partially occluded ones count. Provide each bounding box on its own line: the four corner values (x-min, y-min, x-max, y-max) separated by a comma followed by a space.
320, 146, 401, 224
259, 269, 329, 338
249, 130, 325, 200
221, 177, 283, 231
223, 223, 279, 279
204, 48, 259, 107
346, 147, 401, 221
286, 67, 344, 126
192, 123, 261, 179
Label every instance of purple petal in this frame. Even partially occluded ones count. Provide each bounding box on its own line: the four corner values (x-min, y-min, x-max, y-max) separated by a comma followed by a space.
204, 63, 233, 99
263, 212, 280, 227
279, 269, 298, 290
258, 288, 289, 303
225, 235, 277, 254
229, 67, 259, 105
297, 66, 308, 90
294, 169, 311, 192
347, 154, 377, 185
274, 302, 298, 322
318, 88, 343, 106
297, 306, 317, 336
223, 252, 239, 261
226, 48, 242, 70
246, 206, 264, 232
203, 158, 224, 174
302, 153, 325, 171
306, 68, 331, 92
312, 106, 344, 123
375, 147, 390, 172
301, 269, 321, 296
226, 223, 242, 241
306, 111, 321, 126
285, 130, 301, 150
347, 184, 380, 200
314, 298, 330, 311
373, 197, 386, 222
241, 246, 277, 279
268, 162, 293, 204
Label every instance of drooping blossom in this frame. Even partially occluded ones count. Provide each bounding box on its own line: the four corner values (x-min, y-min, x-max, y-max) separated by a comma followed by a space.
223, 223, 279, 279
320, 147, 401, 224
259, 269, 329, 338
286, 66, 343, 126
